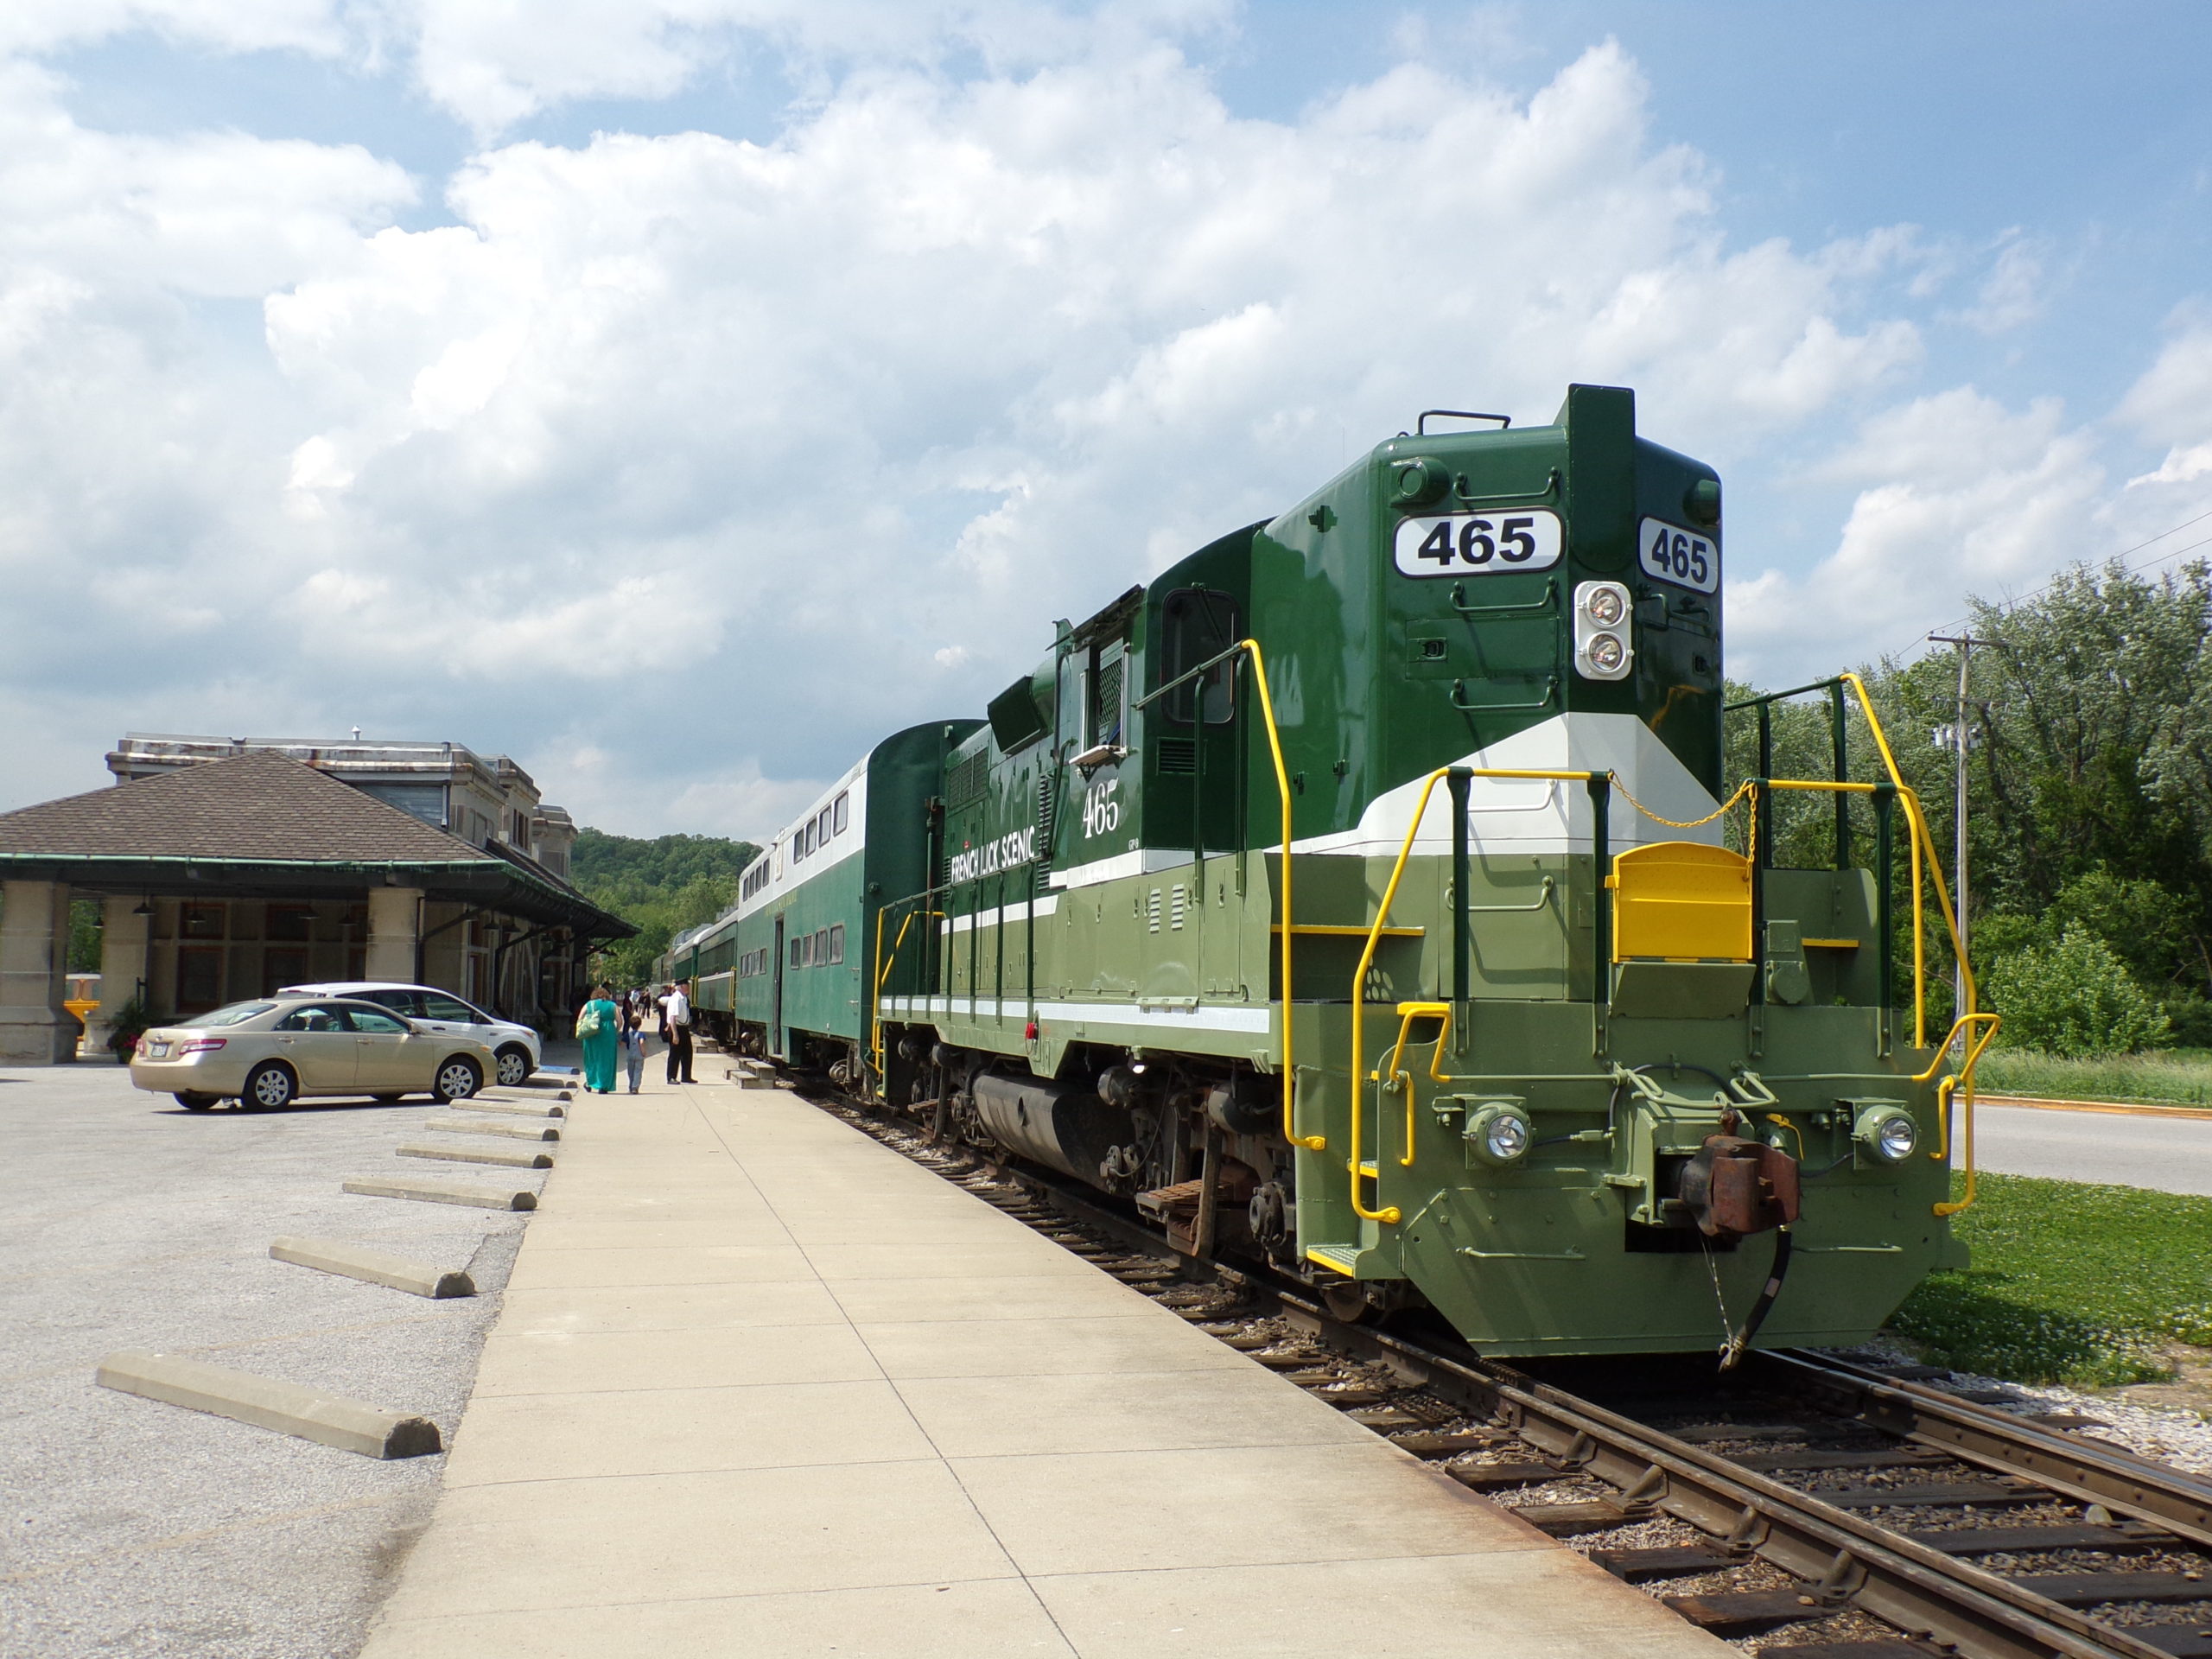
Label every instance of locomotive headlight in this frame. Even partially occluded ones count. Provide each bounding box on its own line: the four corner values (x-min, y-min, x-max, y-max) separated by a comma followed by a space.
1854, 1104, 1917, 1164
1467, 1103, 1535, 1166
1572, 581, 1634, 682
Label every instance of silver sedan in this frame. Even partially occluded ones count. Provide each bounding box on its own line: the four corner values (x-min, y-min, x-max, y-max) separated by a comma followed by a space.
130, 995, 497, 1112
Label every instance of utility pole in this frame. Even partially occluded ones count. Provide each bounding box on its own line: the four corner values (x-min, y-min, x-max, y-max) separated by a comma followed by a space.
1928, 634, 1995, 1017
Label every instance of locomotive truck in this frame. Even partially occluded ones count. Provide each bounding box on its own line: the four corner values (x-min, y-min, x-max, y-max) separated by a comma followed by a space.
665, 385, 1988, 1358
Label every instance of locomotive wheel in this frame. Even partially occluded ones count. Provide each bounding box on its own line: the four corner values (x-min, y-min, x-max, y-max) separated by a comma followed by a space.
1319, 1279, 1372, 1324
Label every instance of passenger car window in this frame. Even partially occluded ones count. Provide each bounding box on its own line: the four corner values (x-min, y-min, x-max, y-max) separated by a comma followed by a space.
420, 995, 476, 1021
275, 1006, 346, 1033
345, 1007, 411, 1033
364, 989, 422, 1014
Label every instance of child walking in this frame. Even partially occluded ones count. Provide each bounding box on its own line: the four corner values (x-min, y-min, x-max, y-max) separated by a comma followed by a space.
620, 999, 646, 1095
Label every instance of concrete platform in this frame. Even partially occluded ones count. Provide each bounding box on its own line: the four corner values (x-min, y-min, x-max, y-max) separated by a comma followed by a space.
359, 1082, 1730, 1658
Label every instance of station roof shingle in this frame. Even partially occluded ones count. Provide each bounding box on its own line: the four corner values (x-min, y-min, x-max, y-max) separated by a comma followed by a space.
0, 753, 632, 937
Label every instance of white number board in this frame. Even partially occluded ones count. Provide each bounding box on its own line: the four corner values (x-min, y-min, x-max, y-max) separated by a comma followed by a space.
1637, 518, 1719, 594
1393, 508, 1562, 578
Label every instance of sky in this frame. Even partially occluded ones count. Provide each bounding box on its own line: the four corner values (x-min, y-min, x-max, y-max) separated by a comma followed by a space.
3, 1, 2210, 838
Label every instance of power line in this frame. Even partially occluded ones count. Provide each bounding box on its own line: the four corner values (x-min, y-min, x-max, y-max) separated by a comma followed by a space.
1903, 503, 2212, 655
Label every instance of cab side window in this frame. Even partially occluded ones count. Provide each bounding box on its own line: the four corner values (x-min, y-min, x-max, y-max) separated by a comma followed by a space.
420, 995, 476, 1021
364, 989, 422, 1015
276, 1006, 346, 1033
346, 1007, 411, 1033
1159, 588, 1239, 725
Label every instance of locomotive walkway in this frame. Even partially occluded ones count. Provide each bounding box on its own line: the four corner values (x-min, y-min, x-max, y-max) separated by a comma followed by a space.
356, 1074, 1730, 1657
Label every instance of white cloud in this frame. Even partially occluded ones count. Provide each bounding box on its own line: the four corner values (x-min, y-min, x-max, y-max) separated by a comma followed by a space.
0, 19, 1951, 836
1953, 230, 2047, 335
1730, 388, 2107, 677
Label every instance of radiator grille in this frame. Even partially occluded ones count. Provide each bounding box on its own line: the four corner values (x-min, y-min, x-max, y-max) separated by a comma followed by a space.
946, 751, 988, 810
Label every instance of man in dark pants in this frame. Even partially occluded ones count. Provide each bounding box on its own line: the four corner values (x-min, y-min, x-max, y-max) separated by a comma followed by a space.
664, 979, 695, 1084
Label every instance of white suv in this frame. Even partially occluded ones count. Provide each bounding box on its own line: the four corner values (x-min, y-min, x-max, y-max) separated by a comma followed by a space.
278, 982, 541, 1088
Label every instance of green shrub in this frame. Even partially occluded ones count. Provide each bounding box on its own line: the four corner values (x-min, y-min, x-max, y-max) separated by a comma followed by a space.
1986, 925, 2171, 1058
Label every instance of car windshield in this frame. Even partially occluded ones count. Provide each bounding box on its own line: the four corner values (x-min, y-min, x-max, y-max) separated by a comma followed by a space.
178, 1001, 276, 1028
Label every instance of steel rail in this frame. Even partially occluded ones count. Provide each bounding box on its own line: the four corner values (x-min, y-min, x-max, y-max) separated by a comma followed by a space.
1764, 1350, 2212, 1552
1257, 1315, 2171, 1659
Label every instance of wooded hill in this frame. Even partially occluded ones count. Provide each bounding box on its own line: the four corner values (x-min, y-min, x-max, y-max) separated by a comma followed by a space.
572, 829, 760, 988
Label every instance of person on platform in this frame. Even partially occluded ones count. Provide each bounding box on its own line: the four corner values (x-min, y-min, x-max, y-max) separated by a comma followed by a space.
664, 979, 695, 1084
620, 995, 646, 1096
575, 982, 620, 1094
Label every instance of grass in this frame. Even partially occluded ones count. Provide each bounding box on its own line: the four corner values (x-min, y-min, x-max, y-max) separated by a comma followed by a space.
1887, 1172, 2212, 1388
1973, 1046, 2212, 1107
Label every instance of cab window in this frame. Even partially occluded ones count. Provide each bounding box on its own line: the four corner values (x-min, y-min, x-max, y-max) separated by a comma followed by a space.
1159, 588, 1239, 725
420, 995, 476, 1021
346, 1007, 412, 1033
275, 1006, 347, 1033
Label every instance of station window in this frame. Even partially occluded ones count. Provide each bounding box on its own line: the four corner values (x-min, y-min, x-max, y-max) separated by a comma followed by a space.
832, 791, 849, 836
828, 924, 844, 964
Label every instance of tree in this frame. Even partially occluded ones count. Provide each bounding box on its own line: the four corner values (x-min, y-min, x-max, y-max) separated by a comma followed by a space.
570, 830, 760, 988
1731, 558, 2212, 1047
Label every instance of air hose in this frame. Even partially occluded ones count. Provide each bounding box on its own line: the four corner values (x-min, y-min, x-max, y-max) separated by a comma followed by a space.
1719, 1224, 1793, 1373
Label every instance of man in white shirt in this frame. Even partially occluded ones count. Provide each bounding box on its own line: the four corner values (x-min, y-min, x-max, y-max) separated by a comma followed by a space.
664, 980, 694, 1084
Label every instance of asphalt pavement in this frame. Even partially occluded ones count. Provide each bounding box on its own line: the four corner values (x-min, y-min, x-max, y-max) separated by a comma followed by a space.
1966, 1100, 2212, 1196
0, 1061, 543, 1659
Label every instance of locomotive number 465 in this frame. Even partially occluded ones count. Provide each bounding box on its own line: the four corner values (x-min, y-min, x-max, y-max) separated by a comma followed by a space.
1393, 508, 1563, 578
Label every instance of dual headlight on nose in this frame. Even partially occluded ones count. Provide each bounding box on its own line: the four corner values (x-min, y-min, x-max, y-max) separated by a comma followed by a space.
1573, 581, 1632, 681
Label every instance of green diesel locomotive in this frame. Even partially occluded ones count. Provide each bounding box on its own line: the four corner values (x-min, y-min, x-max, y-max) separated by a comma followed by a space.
666, 384, 1990, 1359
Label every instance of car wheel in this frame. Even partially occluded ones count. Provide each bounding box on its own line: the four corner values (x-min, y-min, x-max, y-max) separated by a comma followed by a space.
242, 1063, 296, 1111
173, 1091, 218, 1111
494, 1046, 533, 1088
434, 1057, 484, 1103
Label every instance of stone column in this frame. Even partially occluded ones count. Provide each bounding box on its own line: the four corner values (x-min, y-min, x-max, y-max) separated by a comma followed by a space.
0, 880, 75, 1064
365, 887, 423, 982
84, 896, 152, 1062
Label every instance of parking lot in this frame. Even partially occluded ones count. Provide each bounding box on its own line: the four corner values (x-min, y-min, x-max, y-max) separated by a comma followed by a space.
0, 1062, 542, 1658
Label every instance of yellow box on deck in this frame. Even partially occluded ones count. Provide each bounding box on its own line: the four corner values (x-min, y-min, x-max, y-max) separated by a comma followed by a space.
1607, 842, 1753, 963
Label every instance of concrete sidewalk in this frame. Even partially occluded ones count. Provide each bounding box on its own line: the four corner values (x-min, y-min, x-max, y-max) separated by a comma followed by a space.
358, 1077, 1728, 1658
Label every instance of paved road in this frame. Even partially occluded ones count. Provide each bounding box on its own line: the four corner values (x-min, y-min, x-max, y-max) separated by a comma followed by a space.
0, 1063, 543, 1659
1965, 1101, 2212, 1196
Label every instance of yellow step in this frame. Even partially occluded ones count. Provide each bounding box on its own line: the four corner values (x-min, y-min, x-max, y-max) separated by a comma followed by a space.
1305, 1244, 1358, 1276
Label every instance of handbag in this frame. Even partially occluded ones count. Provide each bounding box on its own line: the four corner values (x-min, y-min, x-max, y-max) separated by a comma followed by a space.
575, 1005, 605, 1039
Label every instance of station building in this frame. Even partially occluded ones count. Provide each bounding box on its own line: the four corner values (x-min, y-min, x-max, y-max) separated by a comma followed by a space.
0, 736, 632, 1064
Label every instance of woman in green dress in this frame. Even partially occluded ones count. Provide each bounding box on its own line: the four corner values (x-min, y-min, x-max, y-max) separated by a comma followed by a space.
575, 983, 620, 1094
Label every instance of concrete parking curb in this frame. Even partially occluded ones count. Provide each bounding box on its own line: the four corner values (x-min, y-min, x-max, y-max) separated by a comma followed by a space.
342, 1177, 538, 1211
270, 1235, 476, 1298
423, 1118, 560, 1141
454, 1099, 565, 1119
397, 1141, 554, 1170
95, 1351, 442, 1458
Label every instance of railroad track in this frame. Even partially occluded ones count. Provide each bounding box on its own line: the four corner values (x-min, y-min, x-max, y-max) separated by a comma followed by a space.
794, 1077, 2212, 1659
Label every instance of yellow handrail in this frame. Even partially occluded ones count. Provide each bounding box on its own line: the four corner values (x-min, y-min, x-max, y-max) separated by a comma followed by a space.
1239, 639, 1324, 1151
1919, 1012, 1999, 1217
1758, 673, 1999, 1212
1349, 766, 1607, 1224
1379, 1001, 1452, 1166
1350, 767, 1450, 1221
868, 906, 944, 1088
